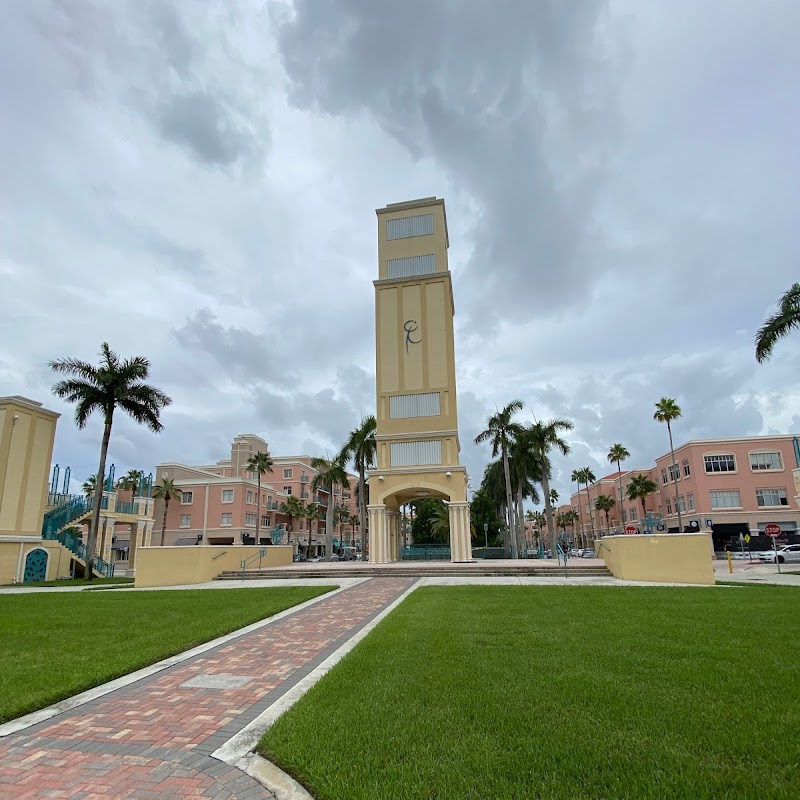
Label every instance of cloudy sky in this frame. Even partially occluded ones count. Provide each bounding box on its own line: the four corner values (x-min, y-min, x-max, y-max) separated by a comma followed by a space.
2, 0, 799, 501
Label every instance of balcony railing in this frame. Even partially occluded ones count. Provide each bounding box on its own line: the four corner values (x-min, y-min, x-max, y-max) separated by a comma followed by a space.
315, 496, 328, 507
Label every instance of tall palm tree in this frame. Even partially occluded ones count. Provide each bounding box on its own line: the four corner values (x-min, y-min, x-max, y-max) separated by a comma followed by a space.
755, 282, 800, 362
246, 450, 274, 545
595, 494, 616, 534
302, 501, 321, 557
509, 427, 543, 559
576, 467, 597, 544
654, 397, 683, 533
279, 496, 305, 544
607, 443, 630, 529
348, 513, 359, 548
529, 418, 573, 555
563, 509, 580, 543
569, 469, 586, 546
475, 401, 524, 557
339, 416, 377, 563
626, 474, 658, 520
50, 343, 171, 580
153, 478, 181, 547
311, 456, 351, 562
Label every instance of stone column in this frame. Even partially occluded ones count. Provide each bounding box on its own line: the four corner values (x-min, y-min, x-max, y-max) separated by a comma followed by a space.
368, 505, 389, 563
387, 511, 401, 562
448, 501, 473, 562
130, 520, 146, 571
143, 520, 154, 548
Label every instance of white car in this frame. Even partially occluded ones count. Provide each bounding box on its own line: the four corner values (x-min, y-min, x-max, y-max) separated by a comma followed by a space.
757, 544, 800, 564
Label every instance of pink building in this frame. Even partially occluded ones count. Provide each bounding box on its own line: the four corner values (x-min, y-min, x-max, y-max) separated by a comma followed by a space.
569, 435, 800, 551
153, 434, 360, 556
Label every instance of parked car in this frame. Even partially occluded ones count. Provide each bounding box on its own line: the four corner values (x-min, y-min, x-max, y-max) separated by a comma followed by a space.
757, 544, 800, 564
293, 553, 307, 563
581, 549, 596, 558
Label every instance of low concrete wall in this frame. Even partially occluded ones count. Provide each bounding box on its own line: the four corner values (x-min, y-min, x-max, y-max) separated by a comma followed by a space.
134, 545, 294, 588
595, 533, 715, 585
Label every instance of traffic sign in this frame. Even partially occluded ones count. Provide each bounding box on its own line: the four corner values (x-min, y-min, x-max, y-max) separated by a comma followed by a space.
744, 534, 750, 544
625, 526, 637, 535
765, 523, 781, 537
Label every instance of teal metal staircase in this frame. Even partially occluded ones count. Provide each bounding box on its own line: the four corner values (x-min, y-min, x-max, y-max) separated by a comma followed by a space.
42, 497, 115, 578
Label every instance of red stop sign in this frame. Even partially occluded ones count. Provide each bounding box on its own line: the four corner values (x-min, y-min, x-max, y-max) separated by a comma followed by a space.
625, 526, 638, 535
765, 523, 781, 536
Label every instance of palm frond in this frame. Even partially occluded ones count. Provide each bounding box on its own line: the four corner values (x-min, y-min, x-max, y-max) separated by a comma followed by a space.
48, 358, 99, 380
755, 283, 800, 362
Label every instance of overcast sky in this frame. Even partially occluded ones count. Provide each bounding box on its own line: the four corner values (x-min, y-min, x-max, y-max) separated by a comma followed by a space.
2, 1, 799, 502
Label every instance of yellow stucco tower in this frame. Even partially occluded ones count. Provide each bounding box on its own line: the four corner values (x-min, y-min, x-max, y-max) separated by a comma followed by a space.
368, 197, 471, 562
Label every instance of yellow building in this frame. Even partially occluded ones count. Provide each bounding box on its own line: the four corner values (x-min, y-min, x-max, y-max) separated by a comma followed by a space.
367, 198, 472, 562
0, 396, 71, 583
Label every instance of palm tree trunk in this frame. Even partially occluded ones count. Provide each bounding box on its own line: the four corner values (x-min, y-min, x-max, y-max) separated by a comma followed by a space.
585, 484, 596, 543
325, 496, 334, 561
516, 479, 526, 559
255, 474, 261, 544
541, 463, 558, 556
87, 418, 113, 580
616, 460, 624, 533
160, 497, 169, 546
668, 421, 683, 533
358, 462, 367, 560
501, 445, 517, 558
575, 482, 584, 547
308, 515, 313, 557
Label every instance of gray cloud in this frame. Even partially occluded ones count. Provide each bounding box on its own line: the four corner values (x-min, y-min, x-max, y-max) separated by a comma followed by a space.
2, 0, 800, 505
157, 90, 258, 166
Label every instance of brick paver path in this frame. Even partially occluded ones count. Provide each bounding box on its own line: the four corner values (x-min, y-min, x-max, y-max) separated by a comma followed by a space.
0, 578, 414, 799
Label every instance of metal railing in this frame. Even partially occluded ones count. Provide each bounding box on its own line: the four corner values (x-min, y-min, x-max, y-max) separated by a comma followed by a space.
241, 548, 267, 577
400, 545, 451, 561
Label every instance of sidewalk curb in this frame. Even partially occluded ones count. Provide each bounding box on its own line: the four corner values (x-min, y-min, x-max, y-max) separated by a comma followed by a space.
238, 752, 314, 800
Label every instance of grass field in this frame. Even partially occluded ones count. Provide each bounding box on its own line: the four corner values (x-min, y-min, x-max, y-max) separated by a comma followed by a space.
0, 586, 332, 723
261, 586, 800, 800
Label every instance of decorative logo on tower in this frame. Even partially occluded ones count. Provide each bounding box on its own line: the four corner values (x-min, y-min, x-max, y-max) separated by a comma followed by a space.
403, 320, 421, 354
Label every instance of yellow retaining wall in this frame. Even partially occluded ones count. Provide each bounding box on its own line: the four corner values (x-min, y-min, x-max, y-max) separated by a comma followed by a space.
0, 540, 76, 584
135, 545, 294, 588
595, 533, 715, 585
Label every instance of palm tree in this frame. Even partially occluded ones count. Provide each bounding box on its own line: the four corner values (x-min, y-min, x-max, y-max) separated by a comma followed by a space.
430, 502, 450, 540
279, 496, 305, 544
311, 456, 351, 561
480, 460, 508, 546
302, 501, 321, 557
755, 282, 800, 362
246, 451, 274, 545
116, 469, 142, 499
595, 494, 616, 534
348, 513, 359, 548
50, 343, 171, 579
339, 416, 377, 563
475, 401, 524, 557
563, 509, 580, 543
626, 474, 658, 520
509, 427, 543, 558
529, 418, 573, 555
654, 397, 683, 533
153, 478, 181, 547
82, 475, 96, 498
576, 467, 597, 544
607, 443, 630, 530
569, 469, 585, 546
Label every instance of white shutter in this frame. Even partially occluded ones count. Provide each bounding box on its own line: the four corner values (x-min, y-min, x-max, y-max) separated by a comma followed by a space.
389, 393, 441, 418
387, 254, 436, 279
390, 440, 442, 466
386, 213, 434, 240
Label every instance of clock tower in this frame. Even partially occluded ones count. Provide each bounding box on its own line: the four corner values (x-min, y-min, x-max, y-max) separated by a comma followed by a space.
367, 197, 471, 562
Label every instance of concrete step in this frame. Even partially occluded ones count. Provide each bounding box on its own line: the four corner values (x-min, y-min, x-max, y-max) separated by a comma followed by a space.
214, 564, 612, 580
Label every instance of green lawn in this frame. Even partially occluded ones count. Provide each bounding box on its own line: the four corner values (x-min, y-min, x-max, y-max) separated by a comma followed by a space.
0, 586, 333, 723
261, 586, 800, 800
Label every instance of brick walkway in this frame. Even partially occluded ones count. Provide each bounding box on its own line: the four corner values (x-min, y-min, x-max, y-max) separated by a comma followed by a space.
0, 578, 415, 799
